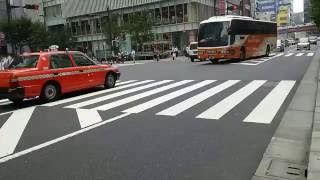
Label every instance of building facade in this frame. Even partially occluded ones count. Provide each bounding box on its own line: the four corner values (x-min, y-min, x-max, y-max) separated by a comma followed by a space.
62, 0, 251, 59
304, 0, 311, 23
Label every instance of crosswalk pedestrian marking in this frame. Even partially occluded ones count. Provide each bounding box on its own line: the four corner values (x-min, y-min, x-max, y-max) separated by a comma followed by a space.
307, 53, 315, 56
285, 53, 294, 57
196, 80, 266, 120
0, 79, 299, 161
44, 80, 153, 107
66, 80, 173, 109
274, 53, 284, 57
123, 80, 216, 114
76, 109, 103, 128
156, 80, 240, 116
296, 53, 304, 56
0, 99, 8, 103
116, 80, 137, 85
0, 107, 36, 158
91, 80, 193, 111
243, 81, 295, 124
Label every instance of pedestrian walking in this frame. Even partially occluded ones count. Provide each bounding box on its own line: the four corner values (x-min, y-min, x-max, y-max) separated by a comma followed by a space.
131, 49, 136, 63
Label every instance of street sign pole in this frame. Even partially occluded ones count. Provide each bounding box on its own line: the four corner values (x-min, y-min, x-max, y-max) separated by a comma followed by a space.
5, 0, 15, 54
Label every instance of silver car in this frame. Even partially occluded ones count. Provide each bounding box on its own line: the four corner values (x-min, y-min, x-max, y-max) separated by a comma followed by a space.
297, 38, 311, 50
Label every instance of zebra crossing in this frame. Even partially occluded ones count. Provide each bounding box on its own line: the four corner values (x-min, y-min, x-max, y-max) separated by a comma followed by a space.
235, 52, 315, 66
0, 79, 297, 162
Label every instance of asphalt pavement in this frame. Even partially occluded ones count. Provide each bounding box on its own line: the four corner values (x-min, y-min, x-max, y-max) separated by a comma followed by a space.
0, 45, 318, 180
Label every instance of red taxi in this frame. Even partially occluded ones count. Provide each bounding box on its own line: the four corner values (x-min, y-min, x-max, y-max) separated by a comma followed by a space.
0, 51, 120, 104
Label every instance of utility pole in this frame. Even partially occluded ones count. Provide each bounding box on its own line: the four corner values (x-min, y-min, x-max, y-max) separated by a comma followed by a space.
5, 0, 15, 54
213, 0, 217, 16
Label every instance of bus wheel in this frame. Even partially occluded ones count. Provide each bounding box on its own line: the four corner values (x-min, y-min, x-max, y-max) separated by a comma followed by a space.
190, 58, 195, 62
240, 48, 246, 61
265, 46, 270, 57
210, 59, 218, 64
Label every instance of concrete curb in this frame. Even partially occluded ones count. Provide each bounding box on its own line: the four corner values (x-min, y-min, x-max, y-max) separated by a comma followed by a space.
308, 49, 320, 179
252, 49, 320, 180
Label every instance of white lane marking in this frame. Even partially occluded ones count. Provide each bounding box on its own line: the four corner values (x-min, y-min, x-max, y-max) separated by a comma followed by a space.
243, 81, 295, 124
0, 113, 131, 164
114, 63, 145, 67
0, 107, 36, 158
123, 80, 216, 114
196, 80, 266, 120
66, 80, 173, 109
285, 53, 294, 57
43, 80, 153, 107
116, 80, 137, 85
296, 53, 304, 56
157, 80, 240, 116
274, 53, 284, 57
249, 60, 264, 63
76, 109, 103, 128
92, 80, 194, 111
307, 53, 315, 56
0, 102, 11, 106
0, 99, 8, 103
233, 63, 257, 66
269, 53, 276, 56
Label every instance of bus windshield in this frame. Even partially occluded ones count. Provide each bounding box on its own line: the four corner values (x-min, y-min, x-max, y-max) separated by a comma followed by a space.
198, 21, 229, 47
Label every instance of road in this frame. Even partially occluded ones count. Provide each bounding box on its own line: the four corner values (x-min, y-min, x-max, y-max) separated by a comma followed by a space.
0, 45, 318, 180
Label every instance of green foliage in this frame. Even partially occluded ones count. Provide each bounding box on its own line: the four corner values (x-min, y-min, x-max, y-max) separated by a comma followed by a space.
0, 17, 33, 52
311, 0, 320, 28
102, 14, 124, 41
0, 18, 74, 52
125, 11, 155, 51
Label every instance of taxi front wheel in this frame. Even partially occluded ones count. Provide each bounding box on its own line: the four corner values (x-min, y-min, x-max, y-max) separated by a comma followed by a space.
105, 73, 116, 89
41, 83, 60, 102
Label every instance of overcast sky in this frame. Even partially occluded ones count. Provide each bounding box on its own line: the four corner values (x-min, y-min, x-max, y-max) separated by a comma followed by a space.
293, 0, 304, 13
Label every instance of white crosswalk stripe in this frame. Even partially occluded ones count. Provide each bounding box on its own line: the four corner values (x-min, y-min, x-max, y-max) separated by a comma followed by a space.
156, 80, 240, 116
123, 80, 216, 114
91, 80, 193, 111
76, 109, 103, 128
196, 80, 266, 120
0, 107, 36, 158
307, 53, 315, 56
66, 80, 174, 109
285, 53, 294, 57
296, 53, 304, 56
0, 99, 8, 103
243, 81, 295, 124
44, 80, 153, 107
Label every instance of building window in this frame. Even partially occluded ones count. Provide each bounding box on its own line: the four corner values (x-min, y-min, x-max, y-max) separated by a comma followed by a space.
162, 7, 169, 25
75, 22, 81, 35
71, 22, 77, 35
155, 8, 161, 25
44, 4, 62, 18
184, 3, 188, 22
94, 19, 101, 34
80, 20, 90, 35
169, 6, 176, 24
176, 4, 183, 23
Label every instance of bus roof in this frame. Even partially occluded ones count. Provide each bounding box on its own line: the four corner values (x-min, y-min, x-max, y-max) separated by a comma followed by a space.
200, 15, 275, 25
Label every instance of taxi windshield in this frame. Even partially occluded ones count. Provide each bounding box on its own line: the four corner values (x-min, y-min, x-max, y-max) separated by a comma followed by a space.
11, 55, 40, 69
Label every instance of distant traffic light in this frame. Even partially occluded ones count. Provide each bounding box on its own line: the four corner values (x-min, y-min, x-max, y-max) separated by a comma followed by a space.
227, 5, 238, 11
24, 4, 39, 10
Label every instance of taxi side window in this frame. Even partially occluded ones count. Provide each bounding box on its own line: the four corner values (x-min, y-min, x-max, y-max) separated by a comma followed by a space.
50, 55, 73, 69
72, 54, 95, 66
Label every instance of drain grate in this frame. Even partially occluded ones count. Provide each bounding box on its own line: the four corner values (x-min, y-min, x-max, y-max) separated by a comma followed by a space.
265, 160, 307, 179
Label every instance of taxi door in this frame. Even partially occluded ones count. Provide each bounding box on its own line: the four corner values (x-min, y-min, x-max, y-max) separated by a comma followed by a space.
71, 53, 101, 87
49, 54, 85, 92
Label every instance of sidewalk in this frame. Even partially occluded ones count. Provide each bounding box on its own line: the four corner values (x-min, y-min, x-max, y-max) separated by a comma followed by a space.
252, 48, 320, 180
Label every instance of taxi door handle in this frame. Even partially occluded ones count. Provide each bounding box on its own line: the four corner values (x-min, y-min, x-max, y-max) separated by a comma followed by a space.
79, 70, 84, 72
53, 72, 59, 76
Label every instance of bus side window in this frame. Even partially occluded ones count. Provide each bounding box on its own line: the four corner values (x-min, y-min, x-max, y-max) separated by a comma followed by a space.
230, 35, 236, 45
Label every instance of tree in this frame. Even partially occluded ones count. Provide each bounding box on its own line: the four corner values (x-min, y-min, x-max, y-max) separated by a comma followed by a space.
29, 22, 50, 51
125, 11, 155, 51
310, 0, 320, 28
102, 14, 125, 54
0, 18, 33, 53
48, 27, 73, 50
